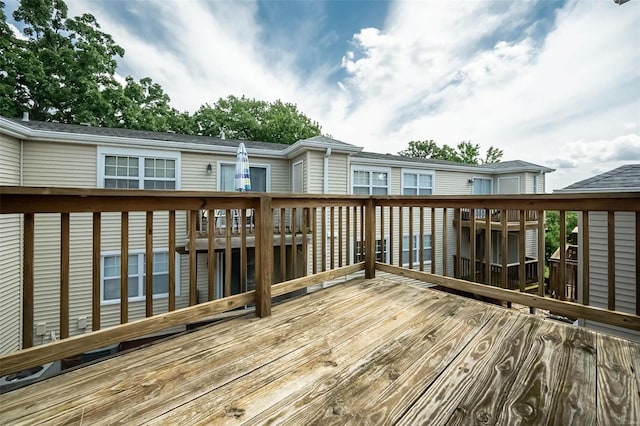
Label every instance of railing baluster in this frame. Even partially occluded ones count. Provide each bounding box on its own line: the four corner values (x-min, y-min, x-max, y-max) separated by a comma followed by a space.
485, 208, 491, 285
92, 212, 101, 330
420, 207, 425, 272
301, 208, 308, 276
207, 209, 215, 300
280, 208, 286, 282
338, 206, 343, 267
608, 210, 615, 310
60, 213, 69, 339
501, 209, 508, 290
23, 213, 34, 348
379, 206, 385, 265
443, 208, 448, 276
321, 207, 327, 272
537, 210, 545, 297
519, 209, 526, 293
582, 211, 589, 306
224, 209, 232, 298
399, 206, 403, 267
292, 207, 298, 278
189, 210, 198, 304
636, 211, 639, 315
145, 211, 153, 317
429, 207, 434, 273
408, 206, 414, 269
169, 210, 176, 310
241, 208, 247, 292
360, 205, 365, 261
312, 207, 317, 274
455, 208, 461, 279
559, 210, 566, 301
470, 208, 476, 283
389, 206, 394, 266
330, 206, 335, 270
345, 206, 351, 266
120, 212, 129, 324
365, 200, 375, 278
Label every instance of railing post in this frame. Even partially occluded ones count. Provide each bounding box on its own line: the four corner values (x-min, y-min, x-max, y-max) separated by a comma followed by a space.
255, 196, 273, 317
365, 199, 376, 279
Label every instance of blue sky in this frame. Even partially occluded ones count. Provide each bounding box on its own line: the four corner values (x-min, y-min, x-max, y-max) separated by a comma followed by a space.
6, 0, 640, 190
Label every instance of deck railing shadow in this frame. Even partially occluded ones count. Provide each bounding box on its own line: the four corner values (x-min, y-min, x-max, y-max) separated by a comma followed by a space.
0, 187, 639, 376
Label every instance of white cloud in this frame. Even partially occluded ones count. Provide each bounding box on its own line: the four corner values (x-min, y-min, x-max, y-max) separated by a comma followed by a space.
60, 0, 639, 191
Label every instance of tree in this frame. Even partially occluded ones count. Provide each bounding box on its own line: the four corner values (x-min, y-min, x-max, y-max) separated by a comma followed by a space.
192, 96, 322, 144
544, 210, 578, 261
398, 140, 503, 165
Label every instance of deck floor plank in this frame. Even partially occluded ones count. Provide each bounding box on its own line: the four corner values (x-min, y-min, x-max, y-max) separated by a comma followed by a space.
596, 333, 640, 426
496, 319, 597, 426
224, 294, 474, 425
0, 276, 638, 426
2, 279, 405, 425
251, 297, 496, 426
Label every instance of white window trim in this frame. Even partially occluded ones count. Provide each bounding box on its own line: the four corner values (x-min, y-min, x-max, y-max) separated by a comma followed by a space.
497, 176, 521, 194
216, 161, 271, 192
350, 165, 391, 195
471, 176, 493, 195
402, 234, 433, 267
100, 249, 181, 305
97, 146, 181, 189
401, 168, 435, 195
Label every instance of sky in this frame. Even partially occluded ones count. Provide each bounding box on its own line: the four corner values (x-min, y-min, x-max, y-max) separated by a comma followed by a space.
6, 0, 640, 191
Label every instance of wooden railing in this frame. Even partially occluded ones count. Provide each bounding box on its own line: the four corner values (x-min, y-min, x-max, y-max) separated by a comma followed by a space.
460, 208, 538, 222
455, 256, 538, 290
0, 188, 639, 375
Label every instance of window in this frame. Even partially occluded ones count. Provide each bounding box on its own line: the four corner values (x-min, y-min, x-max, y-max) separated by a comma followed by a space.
354, 239, 388, 263
402, 234, 432, 267
472, 178, 492, 195
402, 171, 434, 195
352, 168, 389, 195
101, 251, 178, 304
219, 163, 269, 192
98, 147, 180, 189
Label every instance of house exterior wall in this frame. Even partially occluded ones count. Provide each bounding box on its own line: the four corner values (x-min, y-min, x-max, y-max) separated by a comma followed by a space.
578, 212, 639, 341
0, 134, 22, 353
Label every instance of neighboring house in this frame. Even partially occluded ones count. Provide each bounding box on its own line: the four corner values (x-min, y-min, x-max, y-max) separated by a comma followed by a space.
556, 164, 640, 341
0, 116, 553, 353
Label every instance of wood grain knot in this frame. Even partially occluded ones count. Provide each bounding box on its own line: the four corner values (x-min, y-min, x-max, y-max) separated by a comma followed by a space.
331, 399, 345, 416
513, 402, 535, 418
388, 366, 400, 380
324, 360, 338, 367
475, 410, 491, 423
224, 406, 245, 418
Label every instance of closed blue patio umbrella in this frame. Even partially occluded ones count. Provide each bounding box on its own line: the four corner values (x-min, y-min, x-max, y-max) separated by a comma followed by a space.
235, 142, 251, 192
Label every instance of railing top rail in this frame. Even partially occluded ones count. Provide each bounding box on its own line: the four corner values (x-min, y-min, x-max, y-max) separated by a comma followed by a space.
1, 186, 639, 214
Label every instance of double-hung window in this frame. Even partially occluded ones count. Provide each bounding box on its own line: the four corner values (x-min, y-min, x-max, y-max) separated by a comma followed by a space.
402, 171, 434, 195
101, 252, 178, 304
352, 167, 390, 195
402, 234, 432, 267
98, 147, 180, 189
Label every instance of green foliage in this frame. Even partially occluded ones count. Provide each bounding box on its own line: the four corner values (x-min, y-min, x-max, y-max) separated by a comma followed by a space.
398, 140, 503, 165
192, 96, 321, 144
1, 0, 323, 143
544, 211, 578, 261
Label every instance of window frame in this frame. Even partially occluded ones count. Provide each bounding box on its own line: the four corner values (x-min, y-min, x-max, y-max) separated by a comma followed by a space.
402, 234, 432, 267
401, 169, 435, 196
350, 165, 391, 195
354, 238, 389, 263
97, 147, 181, 190
216, 161, 271, 192
100, 249, 181, 305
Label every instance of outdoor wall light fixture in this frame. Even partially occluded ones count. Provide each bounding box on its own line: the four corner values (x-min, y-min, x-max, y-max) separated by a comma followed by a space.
206, 163, 212, 175
468, 178, 474, 184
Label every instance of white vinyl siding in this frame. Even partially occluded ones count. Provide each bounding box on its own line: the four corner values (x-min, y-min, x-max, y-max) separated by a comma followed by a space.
581, 212, 639, 341
24, 142, 96, 188
0, 134, 22, 353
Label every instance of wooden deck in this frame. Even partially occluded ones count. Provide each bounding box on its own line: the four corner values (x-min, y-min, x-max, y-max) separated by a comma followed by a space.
1, 276, 639, 425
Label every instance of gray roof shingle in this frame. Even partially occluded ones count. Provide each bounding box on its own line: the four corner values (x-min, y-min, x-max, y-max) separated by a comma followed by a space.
561, 164, 640, 190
